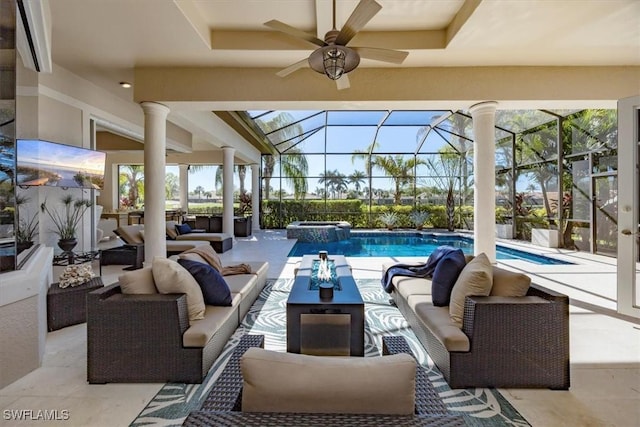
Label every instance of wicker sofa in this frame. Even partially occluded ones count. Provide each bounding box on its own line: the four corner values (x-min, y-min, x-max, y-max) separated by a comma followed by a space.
183, 335, 465, 426
383, 258, 570, 390
87, 260, 269, 384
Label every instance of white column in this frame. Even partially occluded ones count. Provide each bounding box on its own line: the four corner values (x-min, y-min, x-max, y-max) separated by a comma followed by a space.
179, 164, 189, 214
469, 101, 498, 263
251, 163, 260, 231
141, 102, 170, 262
222, 146, 235, 237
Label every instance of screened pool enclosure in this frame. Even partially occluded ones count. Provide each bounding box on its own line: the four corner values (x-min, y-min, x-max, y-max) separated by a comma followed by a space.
239, 109, 617, 255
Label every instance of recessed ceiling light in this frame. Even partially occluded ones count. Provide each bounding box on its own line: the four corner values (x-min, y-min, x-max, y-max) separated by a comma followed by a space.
119, 82, 132, 88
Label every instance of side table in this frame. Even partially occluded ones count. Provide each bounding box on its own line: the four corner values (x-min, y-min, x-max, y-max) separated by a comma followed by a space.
47, 277, 104, 331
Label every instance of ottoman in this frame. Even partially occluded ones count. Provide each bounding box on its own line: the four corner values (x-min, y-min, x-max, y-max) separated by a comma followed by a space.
47, 277, 104, 331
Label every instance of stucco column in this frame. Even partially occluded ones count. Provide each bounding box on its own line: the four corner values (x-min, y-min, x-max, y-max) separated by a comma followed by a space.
222, 146, 235, 237
469, 101, 498, 263
141, 102, 169, 262
179, 164, 189, 214
251, 163, 260, 231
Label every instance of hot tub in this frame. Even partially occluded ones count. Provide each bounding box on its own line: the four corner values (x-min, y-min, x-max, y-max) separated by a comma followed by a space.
286, 221, 351, 242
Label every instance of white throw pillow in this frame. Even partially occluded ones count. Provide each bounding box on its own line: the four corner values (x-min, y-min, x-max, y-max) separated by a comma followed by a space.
152, 257, 205, 323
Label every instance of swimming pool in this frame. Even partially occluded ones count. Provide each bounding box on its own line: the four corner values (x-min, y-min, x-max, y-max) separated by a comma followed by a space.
288, 232, 572, 265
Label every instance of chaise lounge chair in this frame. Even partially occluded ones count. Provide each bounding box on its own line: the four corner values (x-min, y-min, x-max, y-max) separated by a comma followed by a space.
115, 224, 210, 256
166, 220, 233, 253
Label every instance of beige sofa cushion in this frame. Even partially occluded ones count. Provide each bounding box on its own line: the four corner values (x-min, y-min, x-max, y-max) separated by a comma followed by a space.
116, 225, 144, 244
152, 257, 205, 323
165, 221, 179, 239
241, 348, 416, 415
413, 301, 470, 352
174, 232, 231, 242
118, 267, 157, 294
182, 301, 240, 347
449, 252, 493, 328
166, 240, 208, 252
491, 267, 531, 297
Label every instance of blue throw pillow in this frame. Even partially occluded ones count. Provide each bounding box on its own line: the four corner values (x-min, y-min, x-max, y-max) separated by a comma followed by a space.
176, 223, 192, 235
424, 245, 461, 276
431, 249, 466, 306
177, 259, 232, 306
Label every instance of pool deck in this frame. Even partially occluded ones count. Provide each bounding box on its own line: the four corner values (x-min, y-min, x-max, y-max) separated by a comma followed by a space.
6, 229, 637, 427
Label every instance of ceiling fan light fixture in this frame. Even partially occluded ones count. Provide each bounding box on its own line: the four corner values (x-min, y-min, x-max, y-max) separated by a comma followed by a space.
309, 45, 360, 81
323, 47, 346, 80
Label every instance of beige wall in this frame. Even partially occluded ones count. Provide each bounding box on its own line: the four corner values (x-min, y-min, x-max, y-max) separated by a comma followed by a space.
38, 95, 83, 146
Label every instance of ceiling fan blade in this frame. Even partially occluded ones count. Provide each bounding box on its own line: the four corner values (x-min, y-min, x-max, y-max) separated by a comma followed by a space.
335, 0, 382, 46
276, 58, 309, 78
336, 74, 351, 91
264, 20, 326, 48
352, 47, 409, 64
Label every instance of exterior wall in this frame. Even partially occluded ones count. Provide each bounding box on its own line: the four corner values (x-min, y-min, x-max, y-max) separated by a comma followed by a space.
0, 247, 53, 388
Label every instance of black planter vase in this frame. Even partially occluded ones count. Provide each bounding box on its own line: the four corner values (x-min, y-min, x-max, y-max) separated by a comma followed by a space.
17, 241, 34, 254
57, 238, 78, 253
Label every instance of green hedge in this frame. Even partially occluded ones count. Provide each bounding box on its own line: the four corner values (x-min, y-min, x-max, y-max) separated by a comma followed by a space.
261, 200, 475, 230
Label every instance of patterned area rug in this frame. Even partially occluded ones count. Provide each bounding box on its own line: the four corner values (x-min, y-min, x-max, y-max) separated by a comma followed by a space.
131, 279, 529, 426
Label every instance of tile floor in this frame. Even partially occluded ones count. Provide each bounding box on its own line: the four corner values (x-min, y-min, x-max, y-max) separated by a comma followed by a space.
1, 230, 639, 426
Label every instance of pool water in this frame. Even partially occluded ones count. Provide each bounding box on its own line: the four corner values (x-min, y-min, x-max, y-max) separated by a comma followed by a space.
288, 232, 572, 265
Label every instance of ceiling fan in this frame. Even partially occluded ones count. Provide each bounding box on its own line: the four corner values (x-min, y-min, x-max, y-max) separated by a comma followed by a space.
265, 0, 409, 90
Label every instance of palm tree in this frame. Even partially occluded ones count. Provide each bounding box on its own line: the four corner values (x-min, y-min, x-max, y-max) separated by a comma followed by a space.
371, 155, 426, 204
120, 165, 144, 208
319, 169, 348, 199
194, 185, 205, 200
258, 113, 308, 200
215, 164, 248, 196
238, 165, 247, 194
421, 148, 462, 231
349, 171, 366, 195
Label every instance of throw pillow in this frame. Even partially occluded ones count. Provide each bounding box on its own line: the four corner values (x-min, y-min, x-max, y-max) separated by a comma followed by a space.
490, 267, 531, 296
423, 245, 461, 277
449, 252, 493, 328
152, 257, 205, 323
58, 263, 95, 288
241, 347, 416, 415
176, 223, 192, 235
431, 249, 466, 306
165, 221, 178, 240
177, 258, 232, 306
119, 267, 157, 294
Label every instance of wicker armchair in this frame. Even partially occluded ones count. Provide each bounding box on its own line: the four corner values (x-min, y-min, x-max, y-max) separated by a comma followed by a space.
396, 283, 571, 389
87, 283, 239, 384
183, 335, 465, 426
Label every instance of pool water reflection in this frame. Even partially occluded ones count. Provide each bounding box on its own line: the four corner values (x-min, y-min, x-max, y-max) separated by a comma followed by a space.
288, 232, 572, 265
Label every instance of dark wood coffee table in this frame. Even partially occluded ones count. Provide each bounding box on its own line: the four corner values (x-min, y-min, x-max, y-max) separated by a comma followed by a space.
286, 255, 364, 356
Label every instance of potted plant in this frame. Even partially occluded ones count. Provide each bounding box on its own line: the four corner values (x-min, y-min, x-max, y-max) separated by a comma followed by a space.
15, 194, 39, 252
41, 194, 93, 252
409, 210, 429, 230
234, 191, 252, 237
379, 211, 399, 230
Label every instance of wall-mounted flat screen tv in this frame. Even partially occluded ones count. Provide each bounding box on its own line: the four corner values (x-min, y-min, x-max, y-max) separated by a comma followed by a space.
17, 139, 106, 189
